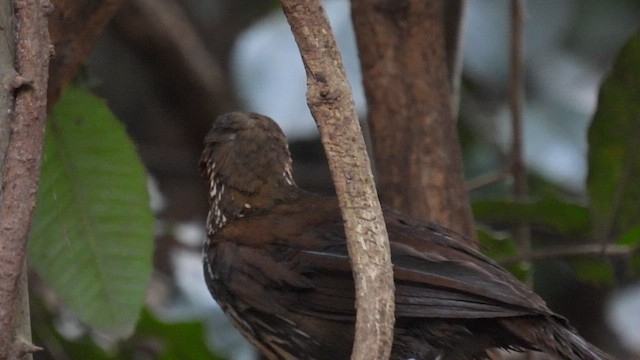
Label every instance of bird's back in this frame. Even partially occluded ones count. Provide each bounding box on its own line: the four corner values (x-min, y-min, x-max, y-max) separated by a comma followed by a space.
205, 192, 610, 359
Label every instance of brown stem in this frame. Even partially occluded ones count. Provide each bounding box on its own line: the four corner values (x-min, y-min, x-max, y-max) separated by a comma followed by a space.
0, 0, 51, 358
47, 0, 126, 108
509, 0, 526, 213
351, 0, 476, 240
280, 2, 395, 359
466, 165, 512, 191
444, 0, 466, 118
508, 0, 531, 289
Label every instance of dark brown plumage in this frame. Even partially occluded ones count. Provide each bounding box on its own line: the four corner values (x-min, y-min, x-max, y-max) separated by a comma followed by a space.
200, 112, 612, 360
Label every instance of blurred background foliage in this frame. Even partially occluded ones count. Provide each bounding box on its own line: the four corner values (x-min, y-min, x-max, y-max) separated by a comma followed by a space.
28, 0, 640, 359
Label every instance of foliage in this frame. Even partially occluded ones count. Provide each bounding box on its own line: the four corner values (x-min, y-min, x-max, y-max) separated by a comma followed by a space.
473, 29, 640, 285
132, 310, 224, 360
587, 30, 640, 242
23, 10, 640, 360
29, 86, 154, 335
476, 228, 528, 280
473, 197, 591, 237
31, 302, 223, 360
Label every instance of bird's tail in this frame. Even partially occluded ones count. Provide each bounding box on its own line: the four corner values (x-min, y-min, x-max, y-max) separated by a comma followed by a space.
500, 316, 613, 360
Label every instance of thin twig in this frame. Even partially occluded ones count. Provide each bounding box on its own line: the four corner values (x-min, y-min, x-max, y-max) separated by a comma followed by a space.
508, 0, 531, 289
280, 2, 395, 359
466, 164, 512, 191
444, 0, 466, 119
0, 0, 51, 358
498, 244, 633, 265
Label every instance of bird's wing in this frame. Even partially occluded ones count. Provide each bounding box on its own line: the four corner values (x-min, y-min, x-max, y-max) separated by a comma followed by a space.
212, 201, 552, 323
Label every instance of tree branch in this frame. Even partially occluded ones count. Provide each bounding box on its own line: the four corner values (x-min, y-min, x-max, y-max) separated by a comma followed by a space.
48, 0, 126, 108
0, 0, 51, 359
508, 0, 532, 291
280, 2, 395, 359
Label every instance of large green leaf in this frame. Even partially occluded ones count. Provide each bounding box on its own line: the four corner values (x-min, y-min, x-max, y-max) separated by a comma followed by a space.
29, 86, 154, 335
587, 29, 640, 241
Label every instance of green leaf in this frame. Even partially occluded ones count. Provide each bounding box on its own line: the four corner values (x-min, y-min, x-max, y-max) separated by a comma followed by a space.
132, 310, 224, 360
477, 228, 529, 281
616, 223, 640, 247
472, 197, 591, 236
587, 29, 640, 240
30, 296, 115, 360
29, 85, 154, 335
616, 225, 640, 277
568, 258, 615, 287
31, 303, 223, 360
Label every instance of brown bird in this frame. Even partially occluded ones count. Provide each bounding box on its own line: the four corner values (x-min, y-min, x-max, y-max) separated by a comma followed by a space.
200, 112, 612, 360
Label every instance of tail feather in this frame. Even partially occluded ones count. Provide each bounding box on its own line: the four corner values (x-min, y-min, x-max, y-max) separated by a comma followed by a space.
500, 317, 613, 360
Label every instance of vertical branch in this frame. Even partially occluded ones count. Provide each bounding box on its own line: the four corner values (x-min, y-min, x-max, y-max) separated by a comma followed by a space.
509, 0, 531, 284
280, 1, 395, 359
444, 0, 467, 118
0, 0, 51, 358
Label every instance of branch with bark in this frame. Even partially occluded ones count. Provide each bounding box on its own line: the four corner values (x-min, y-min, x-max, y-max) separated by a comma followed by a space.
48, 0, 126, 107
280, 2, 395, 359
0, 1, 52, 359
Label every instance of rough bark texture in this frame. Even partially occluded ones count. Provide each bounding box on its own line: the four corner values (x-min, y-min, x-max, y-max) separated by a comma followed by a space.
48, 0, 125, 108
0, 0, 51, 359
351, 0, 476, 239
280, 2, 396, 359
0, 1, 14, 174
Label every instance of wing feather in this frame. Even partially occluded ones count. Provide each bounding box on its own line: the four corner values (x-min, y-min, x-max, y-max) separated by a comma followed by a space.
212, 196, 552, 324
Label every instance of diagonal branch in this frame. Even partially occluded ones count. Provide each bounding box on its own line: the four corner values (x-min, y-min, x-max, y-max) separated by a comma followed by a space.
48, 0, 126, 108
280, 1, 395, 359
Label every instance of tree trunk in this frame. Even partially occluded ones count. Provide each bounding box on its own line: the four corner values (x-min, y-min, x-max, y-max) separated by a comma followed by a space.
351, 0, 475, 239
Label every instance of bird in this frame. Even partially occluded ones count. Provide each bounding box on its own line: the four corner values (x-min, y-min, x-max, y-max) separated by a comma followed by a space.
200, 111, 612, 360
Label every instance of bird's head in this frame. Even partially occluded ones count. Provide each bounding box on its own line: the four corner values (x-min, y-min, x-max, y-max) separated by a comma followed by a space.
200, 112, 297, 233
